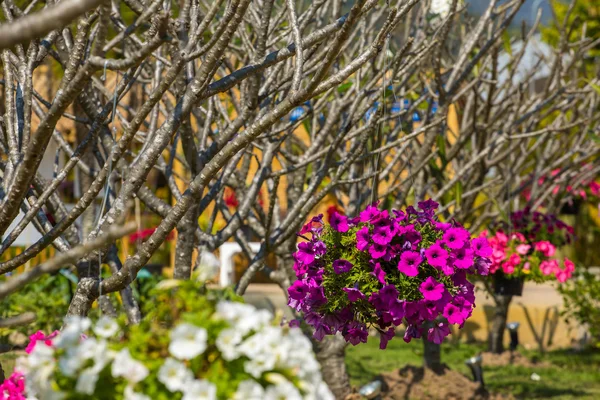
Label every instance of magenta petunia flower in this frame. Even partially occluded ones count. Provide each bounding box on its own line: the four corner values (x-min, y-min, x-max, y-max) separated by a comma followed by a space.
343, 287, 365, 302
420, 276, 445, 301
333, 259, 353, 274
372, 221, 396, 245
360, 203, 381, 222
369, 243, 389, 259
425, 242, 449, 268
293, 259, 309, 277
474, 257, 491, 275
344, 324, 369, 345
389, 299, 405, 321
288, 280, 309, 300
443, 227, 470, 249
313, 240, 327, 256
418, 199, 439, 211
398, 251, 422, 276
471, 237, 493, 257
378, 284, 399, 306
329, 211, 350, 232
443, 303, 465, 325
427, 322, 451, 344
371, 261, 387, 284
435, 221, 452, 232
356, 226, 370, 251
453, 247, 474, 269
403, 324, 422, 343
296, 241, 316, 265
379, 328, 396, 349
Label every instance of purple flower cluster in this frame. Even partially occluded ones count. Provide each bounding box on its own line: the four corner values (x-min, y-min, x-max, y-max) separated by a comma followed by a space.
288, 200, 492, 349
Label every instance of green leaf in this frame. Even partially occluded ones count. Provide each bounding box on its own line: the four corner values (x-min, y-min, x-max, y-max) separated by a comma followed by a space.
455, 181, 463, 209
337, 81, 353, 94
502, 31, 512, 57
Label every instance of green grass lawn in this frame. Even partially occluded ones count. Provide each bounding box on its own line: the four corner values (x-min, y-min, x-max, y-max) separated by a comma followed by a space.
346, 339, 600, 399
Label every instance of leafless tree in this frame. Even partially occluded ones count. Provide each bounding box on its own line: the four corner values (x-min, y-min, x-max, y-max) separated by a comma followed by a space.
1, 0, 599, 397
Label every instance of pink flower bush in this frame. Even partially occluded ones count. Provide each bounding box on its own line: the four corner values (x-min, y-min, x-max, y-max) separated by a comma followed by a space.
485, 208, 575, 283
0, 372, 26, 400
288, 200, 491, 348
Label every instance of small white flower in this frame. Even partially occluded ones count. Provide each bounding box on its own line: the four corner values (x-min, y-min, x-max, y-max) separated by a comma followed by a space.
195, 251, 220, 282
55, 316, 91, 348
182, 379, 217, 400
27, 343, 55, 369
215, 328, 243, 361
232, 380, 265, 400
93, 316, 120, 338
158, 358, 193, 392
244, 353, 277, 378
169, 323, 208, 360
124, 385, 152, 400
75, 367, 99, 395
112, 348, 149, 383
264, 380, 302, 400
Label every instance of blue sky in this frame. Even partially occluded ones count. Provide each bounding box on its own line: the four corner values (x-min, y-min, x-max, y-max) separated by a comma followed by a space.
467, 0, 554, 26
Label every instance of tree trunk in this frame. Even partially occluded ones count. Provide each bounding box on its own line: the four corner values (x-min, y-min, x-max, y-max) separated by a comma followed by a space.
423, 337, 443, 373
0, 360, 5, 383
315, 335, 351, 400
488, 294, 513, 354
173, 206, 199, 280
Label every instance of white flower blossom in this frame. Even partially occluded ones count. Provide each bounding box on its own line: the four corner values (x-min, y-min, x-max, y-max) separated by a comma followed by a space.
169, 323, 208, 360
158, 358, 193, 392
93, 316, 120, 338
112, 348, 149, 383
55, 316, 91, 348
58, 338, 108, 377
75, 367, 99, 395
215, 328, 242, 361
124, 385, 152, 400
264, 380, 303, 400
215, 301, 272, 335
243, 353, 277, 378
182, 379, 217, 400
231, 380, 265, 400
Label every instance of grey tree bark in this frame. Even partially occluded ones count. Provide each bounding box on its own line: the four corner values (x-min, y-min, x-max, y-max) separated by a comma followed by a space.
315, 335, 351, 400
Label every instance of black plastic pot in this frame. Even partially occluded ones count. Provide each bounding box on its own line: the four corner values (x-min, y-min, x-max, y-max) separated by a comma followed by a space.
560, 198, 582, 215
493, 272, 524, 296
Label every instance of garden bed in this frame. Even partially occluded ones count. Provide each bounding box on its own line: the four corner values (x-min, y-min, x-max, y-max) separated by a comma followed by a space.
347, 365, 509, 400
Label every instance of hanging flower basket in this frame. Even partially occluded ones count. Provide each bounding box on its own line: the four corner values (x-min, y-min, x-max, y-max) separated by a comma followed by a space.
484, 208, 576, 287
492, 271, 524, 296
288, 199, 493, 349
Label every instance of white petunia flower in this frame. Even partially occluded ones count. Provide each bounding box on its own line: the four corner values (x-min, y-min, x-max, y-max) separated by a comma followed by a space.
58, 338, 107, 377
215, 301, 272, 335
26, 343, 55, 369
243, 353, 277, 378
124, 385, 152, 400
158, 358, 193, 392
215, 328, 243, 361
55, 316, 91, 348
112, 348, 149, 383
93, 316, 120, 338
264, 380, 303, 400
232, 379, 264, 400
182, 379, 217, 400
75, 367, 99, 395
169, 323, 208, 360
